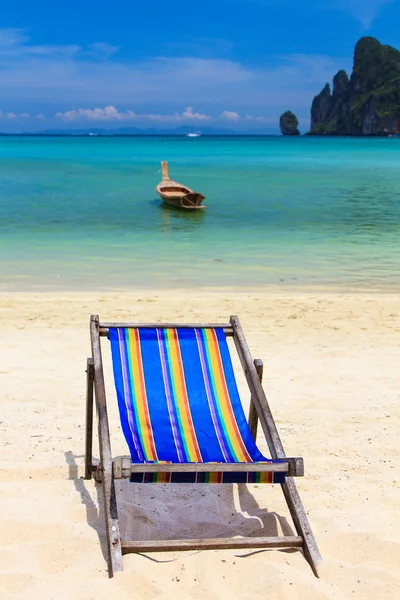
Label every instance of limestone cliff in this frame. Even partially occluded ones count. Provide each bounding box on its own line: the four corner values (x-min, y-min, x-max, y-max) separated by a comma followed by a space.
309, 37, 400, 135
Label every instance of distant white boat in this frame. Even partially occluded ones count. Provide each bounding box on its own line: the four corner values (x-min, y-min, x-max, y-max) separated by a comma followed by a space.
186, 130, 201, 138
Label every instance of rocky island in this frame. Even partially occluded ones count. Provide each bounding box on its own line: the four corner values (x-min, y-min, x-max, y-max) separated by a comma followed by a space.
309, 37, 400, 136
279, 111, 300, 135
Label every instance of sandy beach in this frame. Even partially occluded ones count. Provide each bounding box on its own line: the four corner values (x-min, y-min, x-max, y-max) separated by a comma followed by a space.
1, 290, 399, 600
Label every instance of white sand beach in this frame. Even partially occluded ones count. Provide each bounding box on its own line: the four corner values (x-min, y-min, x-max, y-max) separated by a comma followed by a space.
1, 290, 399, 600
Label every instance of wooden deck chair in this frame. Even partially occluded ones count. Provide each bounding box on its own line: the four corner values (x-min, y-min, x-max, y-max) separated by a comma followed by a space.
85, 315, 321, 578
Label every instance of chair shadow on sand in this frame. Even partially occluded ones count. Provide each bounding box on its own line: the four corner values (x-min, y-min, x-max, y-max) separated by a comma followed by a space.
65, 451, 299, 565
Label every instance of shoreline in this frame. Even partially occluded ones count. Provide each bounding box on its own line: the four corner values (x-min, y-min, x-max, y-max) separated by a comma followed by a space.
1, 283, 400, 295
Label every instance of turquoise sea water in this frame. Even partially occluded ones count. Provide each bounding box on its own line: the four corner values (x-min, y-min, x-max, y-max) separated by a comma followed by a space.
0, 135, 399, 291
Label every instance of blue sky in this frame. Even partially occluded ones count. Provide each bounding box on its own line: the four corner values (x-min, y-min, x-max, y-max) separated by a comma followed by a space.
0, 0, 399, 132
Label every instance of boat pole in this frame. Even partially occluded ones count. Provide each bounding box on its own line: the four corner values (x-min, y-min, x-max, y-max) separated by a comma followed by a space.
161, 161, 169, 180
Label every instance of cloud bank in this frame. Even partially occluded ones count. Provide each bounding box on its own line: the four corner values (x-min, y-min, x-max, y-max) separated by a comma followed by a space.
0, 27, 349, 130
52, 105, 287, 124
55, 105, 212, 122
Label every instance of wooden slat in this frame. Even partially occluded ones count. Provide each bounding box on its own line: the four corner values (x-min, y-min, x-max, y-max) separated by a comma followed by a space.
84, 358, 94, 480
128, 459, 303, 475
121, 536, 303, 553
90, 315, 123, 577
112, 457, 303, 478
100, 329, 233, 338
230, 315, 321, 577
129, 462, 288, 473
99, 321, 232, 329
249, 359, 263, 441
99, 322, 233, 337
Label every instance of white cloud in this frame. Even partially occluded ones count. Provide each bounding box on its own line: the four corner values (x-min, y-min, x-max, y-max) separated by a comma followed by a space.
170, 36, 235, 57
231, 0, 395, 28
55, 105, 136, 121
334, 0, 394, 29
88, 42, 119, 59
0, 28, 80, 57
55, 105, 211, 122
254, 115, 278, 122
35, 114, 46, 120
221, 110, 240, 120
0, 28, 117, 61
25, 44, 81, 57
244, 114, 279, 122
0, 28, 29, 48
180, 106, 211, 120
6, 112, 17, 119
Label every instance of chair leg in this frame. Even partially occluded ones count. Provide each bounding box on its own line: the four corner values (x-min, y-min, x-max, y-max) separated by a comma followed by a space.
85, 358, 94, 480
281, 478, 321, 577
102, 469, 123, 577
90, 315, 123, 576
248, 359, 263, 441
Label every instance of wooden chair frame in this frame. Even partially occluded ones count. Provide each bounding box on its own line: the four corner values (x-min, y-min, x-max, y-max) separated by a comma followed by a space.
85, 314, 321, 578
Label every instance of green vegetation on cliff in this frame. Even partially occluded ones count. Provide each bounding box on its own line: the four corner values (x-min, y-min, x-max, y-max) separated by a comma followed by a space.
309, 37, 400, 136
279, 111, 300, 135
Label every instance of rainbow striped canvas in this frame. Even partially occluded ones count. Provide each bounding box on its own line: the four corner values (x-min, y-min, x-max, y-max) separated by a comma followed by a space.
109, 327, 285, 484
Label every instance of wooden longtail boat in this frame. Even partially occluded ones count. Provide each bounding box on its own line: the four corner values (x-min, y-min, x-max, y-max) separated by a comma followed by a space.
156, 161, 206, 210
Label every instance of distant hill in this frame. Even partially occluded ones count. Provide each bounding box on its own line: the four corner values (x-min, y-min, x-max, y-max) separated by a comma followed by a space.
309, 37, 400, 136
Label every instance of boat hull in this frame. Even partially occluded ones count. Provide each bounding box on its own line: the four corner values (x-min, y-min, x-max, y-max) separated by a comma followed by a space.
156, 181, 206, 210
